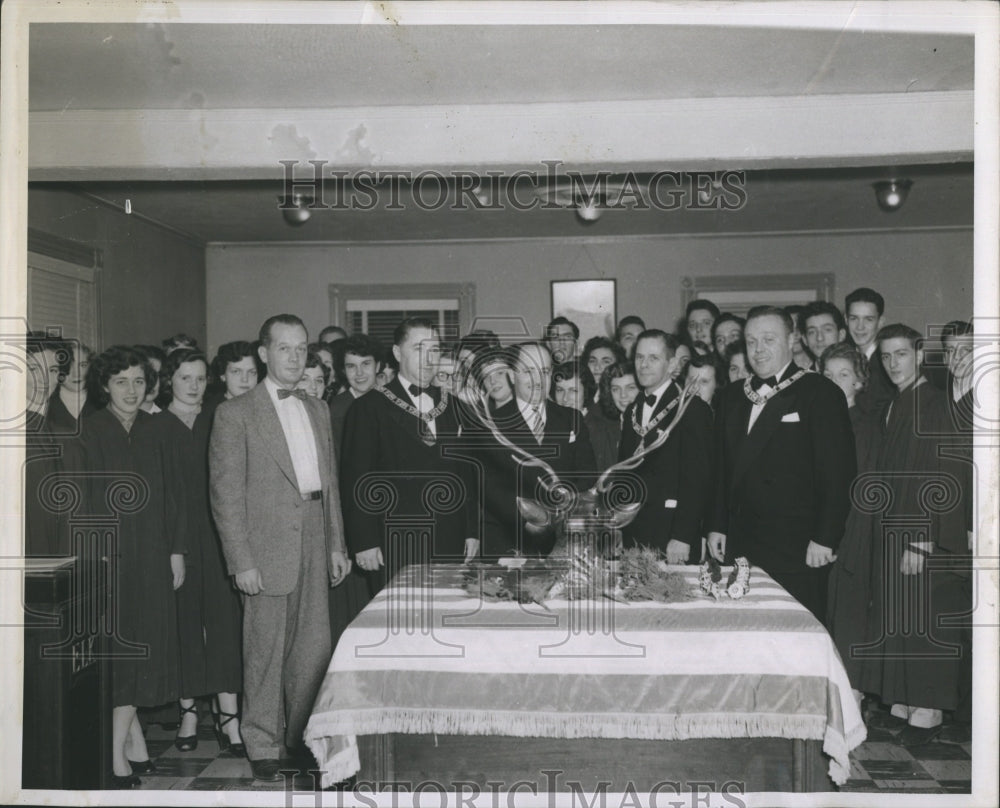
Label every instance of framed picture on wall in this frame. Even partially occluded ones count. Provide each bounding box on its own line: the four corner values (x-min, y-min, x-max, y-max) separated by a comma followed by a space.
551, 279, 617, 341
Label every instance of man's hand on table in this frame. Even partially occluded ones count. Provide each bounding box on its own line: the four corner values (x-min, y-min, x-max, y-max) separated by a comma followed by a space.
706, 532, 726, 562
665, 539, 690, 565
356, 547, 383, 572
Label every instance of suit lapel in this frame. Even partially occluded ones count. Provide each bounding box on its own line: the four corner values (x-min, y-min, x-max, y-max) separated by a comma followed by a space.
732, 387, 795, 487
252, 384, 299, 490
304, 398, 331, 491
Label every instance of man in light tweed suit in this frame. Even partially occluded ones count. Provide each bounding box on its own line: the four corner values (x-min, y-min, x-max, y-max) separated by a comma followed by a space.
210, 313, 349, 781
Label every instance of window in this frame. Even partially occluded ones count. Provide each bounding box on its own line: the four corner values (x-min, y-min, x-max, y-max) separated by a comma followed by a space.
681, 273, 834, 319
331, 283, 475, 348
27, 251, 99, 349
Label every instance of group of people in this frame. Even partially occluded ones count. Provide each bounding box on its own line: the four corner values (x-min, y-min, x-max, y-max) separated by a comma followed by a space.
21, 284, 975, 786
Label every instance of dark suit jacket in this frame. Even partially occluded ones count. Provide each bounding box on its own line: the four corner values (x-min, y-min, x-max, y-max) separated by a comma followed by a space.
209, 381, 346, 596
328, 389, 360, 460
467, 398, 596, 557
855, 347, 895, 418
708, 369, 856, 572
339, 377, 478, 565
618, 385, 714, 551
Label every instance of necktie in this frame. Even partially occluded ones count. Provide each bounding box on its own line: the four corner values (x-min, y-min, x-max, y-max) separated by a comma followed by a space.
750, 375, 778, 391
528, 405, 544, 443
277, 387, 307, 400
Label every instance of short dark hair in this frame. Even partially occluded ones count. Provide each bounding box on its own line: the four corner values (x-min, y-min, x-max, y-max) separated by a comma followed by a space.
711, 313, 746, 343
158, 348, 209, 406
723, 339, 747, 363
876, 323, 923, 350
597, 360, 637, 419
134, 344, 167, 367
318, 325, 348, 342
211, 340, 262, 384
456, 329, 501, 358
845, 287, 885, 318
819, 342, 869, 387
162, 332, 200, 353
259, 314, 307, 346
304, 350, 331, 384
87, 345, 156, 406
799, 301, 847, 335
685, 299, 720, 321
470, 346, 514, 385
614, 315, 646, 341
747, 306, 795, 335
340, 333, 383, 364
545, 316, 579, 341
25, 332, 74, 380
634, 328, 678, 358
941, 320, 973, 341
393, 317, 438, 347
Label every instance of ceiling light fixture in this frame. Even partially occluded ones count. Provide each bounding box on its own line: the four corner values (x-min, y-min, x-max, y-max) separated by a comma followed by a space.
279, 192, 313, 226
872, 179, 913, 212
575, 198, 603, 224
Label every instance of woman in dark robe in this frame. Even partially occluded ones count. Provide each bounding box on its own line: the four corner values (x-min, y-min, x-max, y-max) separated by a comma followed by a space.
156, 348, 245, 756
45, 341, 97, 435
206, 340, 262, 407
855, 325, 970, 744
76, 346, 186, 787
821, 342, 881, 706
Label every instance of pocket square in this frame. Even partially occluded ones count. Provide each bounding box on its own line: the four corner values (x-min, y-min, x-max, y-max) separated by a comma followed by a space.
664, 499, 678, 509
569, 431, 577, 443
781, 412, 801, 423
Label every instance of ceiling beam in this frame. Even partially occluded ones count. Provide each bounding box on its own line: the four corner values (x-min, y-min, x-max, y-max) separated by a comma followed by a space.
29, 91, 973, 181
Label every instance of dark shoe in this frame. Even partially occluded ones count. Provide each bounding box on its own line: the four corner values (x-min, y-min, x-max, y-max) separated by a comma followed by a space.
250, 758, 282, 782
899, 723, 942, 747
110, 772, 141, 789
174, 703, 199, 752
938, 721, 971, 744
212, 709, 246, 758
866, 709, 908, 730
127, 758, 156, 774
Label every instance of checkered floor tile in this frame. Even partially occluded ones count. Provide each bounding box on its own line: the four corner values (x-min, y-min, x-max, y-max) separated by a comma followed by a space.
120, 702, 971, 793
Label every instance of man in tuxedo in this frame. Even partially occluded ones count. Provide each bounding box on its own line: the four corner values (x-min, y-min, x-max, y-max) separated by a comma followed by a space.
340, 317, 479, 587
707, 306, 856, 620
210, 314, 350, 781
845, 287, 894, 415
618, 331, 714, 563
473, 341, 596, 557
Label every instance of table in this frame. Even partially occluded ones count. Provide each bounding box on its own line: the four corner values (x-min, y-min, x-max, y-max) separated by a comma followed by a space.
306, 563, 865, 792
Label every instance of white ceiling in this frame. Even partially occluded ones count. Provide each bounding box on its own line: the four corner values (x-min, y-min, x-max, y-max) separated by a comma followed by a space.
25, 16, 976, 243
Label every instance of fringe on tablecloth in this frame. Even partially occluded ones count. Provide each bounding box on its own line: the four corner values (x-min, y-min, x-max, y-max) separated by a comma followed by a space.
307, 733, 360, 789
307, 709, 858, 786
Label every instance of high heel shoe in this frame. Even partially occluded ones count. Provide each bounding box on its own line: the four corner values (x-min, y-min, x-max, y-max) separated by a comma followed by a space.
110, 772, 141, 789
127, 758, 156, 774
174, 703, 199, 752
213, 709, 246, 758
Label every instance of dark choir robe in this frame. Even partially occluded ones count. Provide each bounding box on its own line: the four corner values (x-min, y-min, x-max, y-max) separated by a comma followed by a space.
856, 379, 971, 713
584, 406, 621, 473
156, 403, 243, 699
71, 408, 187, 708
466, 398, 596, 560
708, 367, 856, 621
825, 400, 883, 686
24, 410, 68, 556
617, 385, 714, 553
855, 346, 895, 418
339, 377, 479, 589
44, 389, 96, 437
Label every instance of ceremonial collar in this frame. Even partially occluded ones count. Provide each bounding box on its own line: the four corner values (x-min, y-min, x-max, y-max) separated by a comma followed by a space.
631, 385, 681, 438
743, 364, 806, 406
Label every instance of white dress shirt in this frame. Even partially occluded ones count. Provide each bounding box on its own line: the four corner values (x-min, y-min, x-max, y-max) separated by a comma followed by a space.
640, 379, 673, 429
747, 361, 793, 433
517, 396, 546, 440
397, 372, 436, 437
264, 376, 322, 495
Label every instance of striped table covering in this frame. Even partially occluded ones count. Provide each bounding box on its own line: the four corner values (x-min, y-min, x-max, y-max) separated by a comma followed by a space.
305, 563, 866, 788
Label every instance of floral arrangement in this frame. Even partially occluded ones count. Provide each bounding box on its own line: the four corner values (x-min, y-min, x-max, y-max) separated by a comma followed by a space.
463, 546, 696, 606
699, 556, 751, 600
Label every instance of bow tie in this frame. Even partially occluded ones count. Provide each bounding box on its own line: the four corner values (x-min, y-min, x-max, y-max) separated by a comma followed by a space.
750, 375, 779, 391
408, 383, 441, 403
408, 383, 430, 397
277, 387, 307, 400
642, 393, 657, 408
